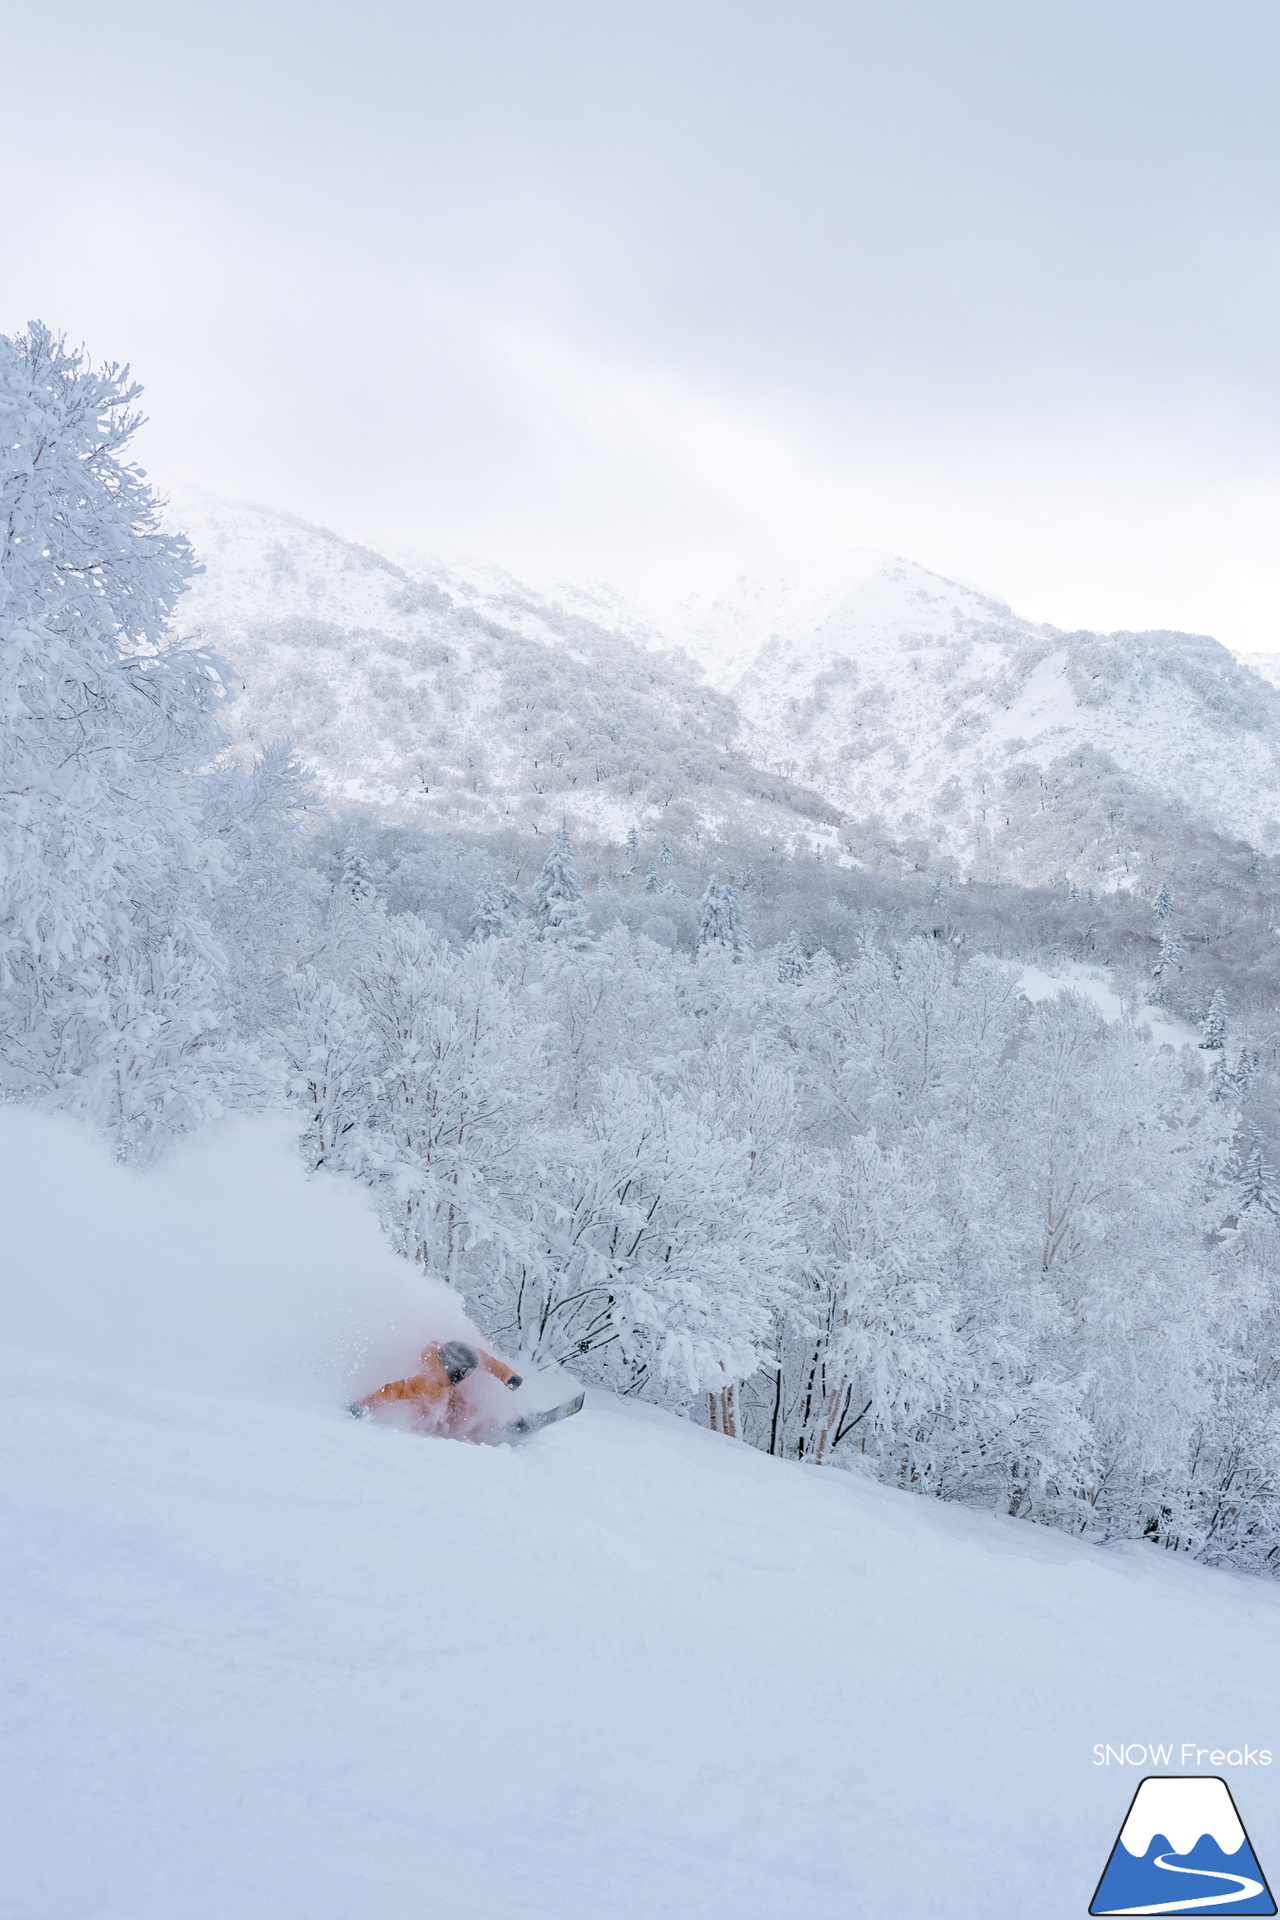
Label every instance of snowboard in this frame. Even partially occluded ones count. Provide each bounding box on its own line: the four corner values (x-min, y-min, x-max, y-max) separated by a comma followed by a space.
496, 1391, 585, 1443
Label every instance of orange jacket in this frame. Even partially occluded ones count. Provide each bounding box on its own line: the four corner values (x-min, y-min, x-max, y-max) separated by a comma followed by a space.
360, 1342, 519, 1434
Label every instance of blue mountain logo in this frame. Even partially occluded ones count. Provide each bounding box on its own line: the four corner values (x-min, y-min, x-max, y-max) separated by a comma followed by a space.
1091, 1776, 1275, 1915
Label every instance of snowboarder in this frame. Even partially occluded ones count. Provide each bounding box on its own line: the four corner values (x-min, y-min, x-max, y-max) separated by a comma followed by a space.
352, 1340, 523, 1440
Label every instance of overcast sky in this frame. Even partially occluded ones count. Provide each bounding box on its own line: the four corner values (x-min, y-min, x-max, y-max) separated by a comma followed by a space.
5, 1, 1280, 645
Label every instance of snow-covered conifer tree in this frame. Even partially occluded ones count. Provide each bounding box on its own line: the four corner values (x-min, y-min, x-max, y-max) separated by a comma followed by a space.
1237, 1143, 1280, 1222
1152, 926, 1184, 989
317, 843, 385, 977
339, 851, 378, 905
696, 874, 752, 956
1152, 882, 1174, 925
777, 930, 808, 984
1211, 1044, 1258, 1106
1199, 987, 1227, 1051
533, 824, 591, 945
469, 872, 523, 941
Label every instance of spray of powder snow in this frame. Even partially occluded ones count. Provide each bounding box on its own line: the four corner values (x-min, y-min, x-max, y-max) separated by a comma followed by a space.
0, 1107, 492, 1414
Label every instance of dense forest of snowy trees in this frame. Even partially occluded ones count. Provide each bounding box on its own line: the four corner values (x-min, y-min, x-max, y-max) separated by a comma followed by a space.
7, 324, 1280, 1572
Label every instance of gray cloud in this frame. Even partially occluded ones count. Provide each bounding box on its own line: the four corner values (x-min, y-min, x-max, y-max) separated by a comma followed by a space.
4, 0, 1279, 645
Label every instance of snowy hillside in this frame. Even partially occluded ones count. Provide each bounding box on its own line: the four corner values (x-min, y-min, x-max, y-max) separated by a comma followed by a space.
170, 491, 837, 845
5, 1106, 1280, 1920
171, 490, 1280, 878
726, 556, 1280, 876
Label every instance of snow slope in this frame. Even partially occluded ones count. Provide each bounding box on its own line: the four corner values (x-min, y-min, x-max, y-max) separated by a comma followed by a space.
1019, 961, 1198, 1051
5, 1109, 1280, 1920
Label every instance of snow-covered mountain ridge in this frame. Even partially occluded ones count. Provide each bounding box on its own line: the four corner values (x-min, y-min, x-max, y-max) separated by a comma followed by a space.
715, 556, 1280, 872
170, 490, 1280, 877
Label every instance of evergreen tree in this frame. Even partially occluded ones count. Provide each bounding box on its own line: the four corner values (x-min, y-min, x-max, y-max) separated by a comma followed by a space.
660, 836, 675, 867
469, 872, 523, 941
1152, 882, 1174, 925
777, 930, 808, 984
1210, 1045, 1258, 1105
533, 824, 591, 945
1238, 1143, 1280, 1221
1199, 987, 1227, 1050
697, 874, 752, 956
625, 826, 639, 864
339, 851, 378, 905
1152, 926, 1184, 987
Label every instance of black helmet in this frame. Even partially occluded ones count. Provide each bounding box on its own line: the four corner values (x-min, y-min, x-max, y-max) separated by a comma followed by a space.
439, 1340, 479, 1385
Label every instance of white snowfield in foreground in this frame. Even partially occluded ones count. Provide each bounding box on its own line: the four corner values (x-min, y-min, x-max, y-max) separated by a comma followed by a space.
4, 1114, 1279, 1920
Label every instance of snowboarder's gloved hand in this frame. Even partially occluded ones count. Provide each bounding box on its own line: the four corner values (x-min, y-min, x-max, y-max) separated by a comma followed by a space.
346, 1401, 369, 1419
506, 1374, 523, 1391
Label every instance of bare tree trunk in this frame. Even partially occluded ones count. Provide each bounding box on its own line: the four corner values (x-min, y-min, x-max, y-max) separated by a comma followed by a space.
811, 1383, 842, 1464
768, 1365, 784, 1455
708, 1385, 738, 1437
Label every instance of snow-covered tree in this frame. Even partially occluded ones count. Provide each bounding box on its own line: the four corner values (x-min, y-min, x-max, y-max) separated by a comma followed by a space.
201, 742, 324, 1040
339, 851, 378, 906
696, 874, 751, 956
1199, 987, 1227, 1051
283, 966, 377, 1174
533, 824, 591, 945
469, 872, 523, 941
777, 930, 808, 984
1238, 1143, 1280, 1222
1152, 926, 1184, 989
347, 920, 536, 1282
0, 323, 242, 1155
475, 1066, 789, 1398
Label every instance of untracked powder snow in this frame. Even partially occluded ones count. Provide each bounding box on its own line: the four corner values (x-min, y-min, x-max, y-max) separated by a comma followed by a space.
3, 1109, 1279, 1920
